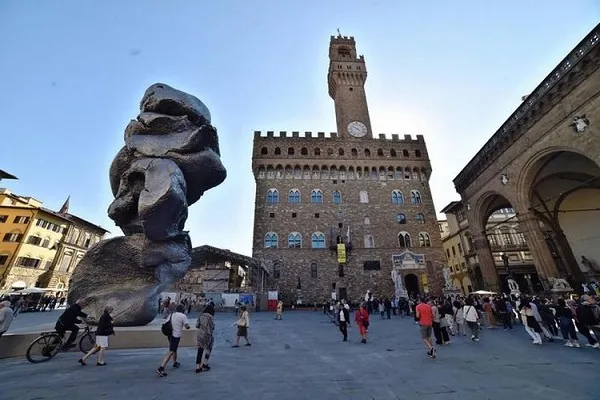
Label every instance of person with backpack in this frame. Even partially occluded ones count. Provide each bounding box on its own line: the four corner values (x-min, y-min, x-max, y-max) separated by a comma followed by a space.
576, 295, 600, 348
157, 304, 190, 377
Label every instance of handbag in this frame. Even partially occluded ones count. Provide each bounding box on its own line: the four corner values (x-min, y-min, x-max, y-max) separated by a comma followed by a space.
161, 314, 173, 337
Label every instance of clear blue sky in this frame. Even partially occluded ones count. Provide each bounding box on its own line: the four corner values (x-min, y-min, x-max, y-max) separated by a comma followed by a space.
1, 1, 598, 256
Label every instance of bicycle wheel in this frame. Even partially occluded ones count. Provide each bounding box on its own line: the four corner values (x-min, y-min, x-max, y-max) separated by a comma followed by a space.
79, 331, 96, 354
26, 333, 62, 363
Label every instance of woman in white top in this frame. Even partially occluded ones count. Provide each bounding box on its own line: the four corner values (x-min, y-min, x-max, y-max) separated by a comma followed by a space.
453, 300, 466, 336
462, 298, 480, 341
232, 305, 251, 347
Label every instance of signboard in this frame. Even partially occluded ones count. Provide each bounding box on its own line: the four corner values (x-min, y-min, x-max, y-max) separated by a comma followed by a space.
337, 243, 347, 264
267, 291, 279, 300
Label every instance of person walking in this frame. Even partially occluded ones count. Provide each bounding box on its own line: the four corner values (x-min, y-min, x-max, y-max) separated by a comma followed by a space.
195, 304, 215, 373
156, 305, 190, 377
555, 298, 580, 347
338, 301, 350, 341
275, 300, 283, 320
520, 299, 543, 345
415, 297, 436, 358
78, 306, 115, 366
463, 297, 480, 342
354, 303, 369, 343
232, 305, 251, 347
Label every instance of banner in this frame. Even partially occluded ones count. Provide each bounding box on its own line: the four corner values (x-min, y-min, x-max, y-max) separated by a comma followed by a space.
337, 243, 346, 263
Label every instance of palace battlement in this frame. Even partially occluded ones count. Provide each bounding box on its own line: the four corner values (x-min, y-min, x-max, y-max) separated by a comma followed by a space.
253, 131, 424, 143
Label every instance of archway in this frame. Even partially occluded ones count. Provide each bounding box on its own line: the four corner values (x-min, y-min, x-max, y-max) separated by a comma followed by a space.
473, 192, 540, 294
524, 150, 600, 286
462, 276, 473, 295
404, 274, 419, 296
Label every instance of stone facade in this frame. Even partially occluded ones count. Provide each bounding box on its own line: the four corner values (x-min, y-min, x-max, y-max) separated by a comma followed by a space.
452, 25, 600, 292
251, 35, 445, 304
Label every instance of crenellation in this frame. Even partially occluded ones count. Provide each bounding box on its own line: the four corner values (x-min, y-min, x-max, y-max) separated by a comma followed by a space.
404, 134, 412, 140
318, 132, 325, 138
391, 134, 399, 141
378, 134, 386, 139
416, 135, 424, 142
267, 131, 274, 138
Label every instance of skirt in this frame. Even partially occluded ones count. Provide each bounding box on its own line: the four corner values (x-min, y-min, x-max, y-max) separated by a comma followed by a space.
237, 325, 248, 337
95, 335, 109, 348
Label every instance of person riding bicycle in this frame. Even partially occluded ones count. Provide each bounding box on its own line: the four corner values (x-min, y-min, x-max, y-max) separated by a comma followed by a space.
55, 298, 89, 349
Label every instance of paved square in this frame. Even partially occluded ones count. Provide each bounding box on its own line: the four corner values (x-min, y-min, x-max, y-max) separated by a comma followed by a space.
0, 311, 598, 399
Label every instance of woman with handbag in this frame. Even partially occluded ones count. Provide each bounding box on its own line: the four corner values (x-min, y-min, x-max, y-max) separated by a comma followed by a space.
232, 305, 252, 347
354, 302, 370, 343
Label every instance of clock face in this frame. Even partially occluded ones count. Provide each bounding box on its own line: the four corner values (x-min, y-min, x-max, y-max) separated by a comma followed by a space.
347, 121, 367, 137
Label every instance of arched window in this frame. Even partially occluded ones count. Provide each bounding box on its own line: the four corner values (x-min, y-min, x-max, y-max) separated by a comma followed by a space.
332, 190, 342, 204
410, 190, 422, 204
390, 149, 397, 157
338, 148, 344, 156
391, 190, 404, 204
398, 232, 411, 248
396, 213, 406, 224
377, 148, 384, 156
288, 232, 302, 248
419, 232, 431, 247
260, 147, 268, 155
416, 213, 425, 223
264, 232, 278, 248
314, 148, 321, 156
359, 190, 369, 203
288, 147, 295, 155
288, 189, 301, 203
364, 149, 371, 157
311, 233, 325, 248
412, 170, 419, 180
301, 147, 308, 155
364, 235, 375, 248
275, 147, 281, 155
266, 189, 279, 204
351, 148, 358, 156
402, 149, 409, 157
415, 150, 422, 157
310, 262, 318, 278
311, 189, 323, 203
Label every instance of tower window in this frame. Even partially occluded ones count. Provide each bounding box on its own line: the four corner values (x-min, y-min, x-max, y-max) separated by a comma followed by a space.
351, 148, 358, 156
390, 149, 397, 157
402, 149, 409, 157
301, 147, 308, 155
275, 147, 281, 155
338, 47, 350, 56
288, 147, 295, 155
415, 150, 422, 157
349, 88, 353, 91
315, 148, 321, 156
377, 149, 384, 156
338, 148, 344, 156
261, 147, 268, 155
364, 149, 371, 157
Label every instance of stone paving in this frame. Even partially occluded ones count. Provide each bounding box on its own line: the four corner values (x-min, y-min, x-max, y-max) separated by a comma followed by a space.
0, 311, 599, 400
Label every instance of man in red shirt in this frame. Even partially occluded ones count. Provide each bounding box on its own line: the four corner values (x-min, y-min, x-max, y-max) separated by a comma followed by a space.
415, 297, 436, 358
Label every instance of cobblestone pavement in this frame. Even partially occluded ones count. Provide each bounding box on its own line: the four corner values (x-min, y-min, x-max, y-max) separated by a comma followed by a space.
0, 311, 598, 400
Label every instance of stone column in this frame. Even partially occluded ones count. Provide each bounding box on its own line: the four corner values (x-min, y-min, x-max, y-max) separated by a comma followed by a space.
472, 234, 500, 291
518, 214, 560, 289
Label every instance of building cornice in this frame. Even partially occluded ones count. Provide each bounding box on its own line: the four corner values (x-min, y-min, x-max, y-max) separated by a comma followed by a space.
454, 24, 600, 193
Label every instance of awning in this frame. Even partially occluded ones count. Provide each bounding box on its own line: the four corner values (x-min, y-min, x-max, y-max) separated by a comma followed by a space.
11, 281, 27, 289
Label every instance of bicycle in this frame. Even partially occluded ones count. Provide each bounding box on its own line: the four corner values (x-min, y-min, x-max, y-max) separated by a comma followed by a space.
26, 320, 96, 363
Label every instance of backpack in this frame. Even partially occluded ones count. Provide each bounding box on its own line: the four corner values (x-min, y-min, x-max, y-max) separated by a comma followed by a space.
161, 314, 173, 337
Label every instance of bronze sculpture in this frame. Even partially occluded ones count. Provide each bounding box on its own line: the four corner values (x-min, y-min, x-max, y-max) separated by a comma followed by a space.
68, 83, 227, 326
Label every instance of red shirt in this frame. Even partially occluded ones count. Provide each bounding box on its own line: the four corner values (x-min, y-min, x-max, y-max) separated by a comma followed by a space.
416, 303, 433, 326
355, 308, 369, 325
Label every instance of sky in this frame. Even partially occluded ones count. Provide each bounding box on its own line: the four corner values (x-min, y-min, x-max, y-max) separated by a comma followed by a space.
1, 1, 598, 256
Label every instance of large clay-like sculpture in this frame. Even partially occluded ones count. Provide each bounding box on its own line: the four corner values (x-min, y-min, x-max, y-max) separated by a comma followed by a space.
68, 83, 226, 326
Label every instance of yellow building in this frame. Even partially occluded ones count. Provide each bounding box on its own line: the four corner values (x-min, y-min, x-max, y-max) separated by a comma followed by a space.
438, 214, 472, 295
0, 189, 107, 295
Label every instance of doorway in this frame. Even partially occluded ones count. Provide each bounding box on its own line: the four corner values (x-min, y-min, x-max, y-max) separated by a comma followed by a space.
404, 274, 419, 296
338, 287, 348, 302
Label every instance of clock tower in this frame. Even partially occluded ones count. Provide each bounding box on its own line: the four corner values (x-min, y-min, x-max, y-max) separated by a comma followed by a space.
327, 34, 373, 139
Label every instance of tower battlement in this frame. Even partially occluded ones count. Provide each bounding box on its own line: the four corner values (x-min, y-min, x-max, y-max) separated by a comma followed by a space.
253, 131, 425, 143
